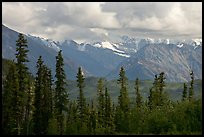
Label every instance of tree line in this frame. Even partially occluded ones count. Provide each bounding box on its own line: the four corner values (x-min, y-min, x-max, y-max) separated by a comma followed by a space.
2, 33, 202, 135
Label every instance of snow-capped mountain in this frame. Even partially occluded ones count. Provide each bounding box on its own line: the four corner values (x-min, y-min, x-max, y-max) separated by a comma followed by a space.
2, 25, 78, 80
27, 34, 61, 52
2, 24, 202, 81
26, 33, 202, 60
107, 41, 202, 82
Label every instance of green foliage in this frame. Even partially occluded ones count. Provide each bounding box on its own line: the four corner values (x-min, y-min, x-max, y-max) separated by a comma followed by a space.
135, 78, 142, 108
15, 33, 31, 135
148, 72, 169, 110
65, 101, 79, 135
47, 116, 58, 135
115, 67, 130, 133
96, 78, 105, 128
2, 62, 19, 135
167, 99, 202, 134
188, 70, 194, 101
76, 67, 86, 120
88, 100, 97, 134
117, 67, 129, 113
104, 88, 115, 134
144, 108, 173, 134
55, 50, 68, 135
182, 83, 187, 101
2, 58, 14, 78
33, 56, 53, 135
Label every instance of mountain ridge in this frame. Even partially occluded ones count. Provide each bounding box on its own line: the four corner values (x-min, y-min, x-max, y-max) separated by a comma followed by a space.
2, 24, 202, 82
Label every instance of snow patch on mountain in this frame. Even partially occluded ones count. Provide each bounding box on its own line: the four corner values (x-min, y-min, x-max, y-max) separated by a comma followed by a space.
42, 39, 61, 52
93, 41, 125, 53
77, 45, 86, 51
93, 43, 101, 48
27, 34, 61, 52
192, 39, 202, 46
177, 43, 184, 48
138, 61, 143, 65
113, 52, 130, 58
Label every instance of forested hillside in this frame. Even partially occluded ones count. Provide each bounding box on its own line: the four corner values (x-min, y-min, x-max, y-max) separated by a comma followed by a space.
66, 77, 202, 103
2, 33, 202, 135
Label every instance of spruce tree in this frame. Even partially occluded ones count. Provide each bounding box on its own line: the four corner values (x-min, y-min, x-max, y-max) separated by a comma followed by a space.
33, 56, 54, 135
158, 72, 165, 94
135, 78, 142, 108
116, 67, 130, 133
117, 67, 129, 113
148, 73, 167, 110
188, 70, 194, 101
148, 75, 159, 110
24, 76, 34, 135
182, 83, 187, 101
148, 88, 154, 110
92, 101, 97, 134
88, 100, 96, 134
2, 62, 19, 135
158, 72, 166, 106
65, 101, 79, 135
76, 67, 86, 127
33, 56, 44, 135
41, 66, 53, 134
104, 87, 113, 134
55, 50, 68, 135
97, 78, 105, 128
15, 33, 30, 135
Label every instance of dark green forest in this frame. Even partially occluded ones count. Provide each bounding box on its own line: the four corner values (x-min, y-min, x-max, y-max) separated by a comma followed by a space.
2, 33, 202, 135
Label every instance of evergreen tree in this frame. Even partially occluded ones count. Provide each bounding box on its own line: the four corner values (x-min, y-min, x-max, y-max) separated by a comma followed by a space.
15, 33, 30, 135
76, 67, 86, 127
117, 67, 129, 113
148, 75, 160, 110
88, 100, 96, 134
116, 67, 130, 133
148, 73, 167, 110
97, 78, 105, 128
158, 72, 165, 94
55, 50, 68, 135
41, 66, 53, 134
182, 83, 187, 101
104, 88, 111, 125
33, 56, 54, 135
135, 78, 142, 108
2, 63, 19, 135
33, 56, 44, 135
65, 101, 79, 134
104, 87, 114, 134
188, 70, 194, 101
148, 88, 154, 110
158, 72, 166, 106
24, 76, 34, 135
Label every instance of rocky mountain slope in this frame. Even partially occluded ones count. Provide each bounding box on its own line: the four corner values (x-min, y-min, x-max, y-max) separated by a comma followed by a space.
2, 24, 202, 81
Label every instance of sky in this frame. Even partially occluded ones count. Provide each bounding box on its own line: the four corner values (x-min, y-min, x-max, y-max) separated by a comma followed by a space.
2, 2, 202, 43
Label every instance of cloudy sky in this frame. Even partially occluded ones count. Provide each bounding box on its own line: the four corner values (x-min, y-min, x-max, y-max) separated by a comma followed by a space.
2, 2, 202, 43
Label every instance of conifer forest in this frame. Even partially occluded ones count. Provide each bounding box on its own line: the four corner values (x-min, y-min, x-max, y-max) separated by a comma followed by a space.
2, 34, 202, 135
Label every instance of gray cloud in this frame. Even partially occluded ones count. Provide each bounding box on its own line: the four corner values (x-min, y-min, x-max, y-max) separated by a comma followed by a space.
2, 2, 202, 43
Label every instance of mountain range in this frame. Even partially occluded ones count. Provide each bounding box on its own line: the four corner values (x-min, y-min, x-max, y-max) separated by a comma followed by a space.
2, 24, 202, 82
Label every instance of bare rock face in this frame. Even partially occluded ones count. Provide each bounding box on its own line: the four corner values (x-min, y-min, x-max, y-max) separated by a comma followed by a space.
108, 42, 202, 82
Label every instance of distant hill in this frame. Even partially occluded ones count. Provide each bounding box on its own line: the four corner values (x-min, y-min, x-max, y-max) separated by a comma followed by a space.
66, 77, 202, 104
